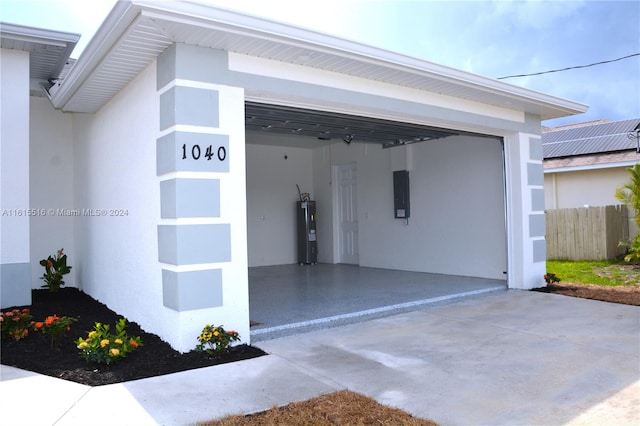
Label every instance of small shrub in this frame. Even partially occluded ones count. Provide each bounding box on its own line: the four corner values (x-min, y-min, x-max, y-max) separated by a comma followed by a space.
0, 308, 32, 341
544, 273, 561, 284
195, 324, 240, 354
31, 314, 77, 348
75, 318, 142, 364
40, 248, 72, 292
615, 164, 640, 263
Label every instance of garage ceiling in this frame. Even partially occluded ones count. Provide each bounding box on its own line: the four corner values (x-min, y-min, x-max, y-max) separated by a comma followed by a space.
245, 102, 459, 149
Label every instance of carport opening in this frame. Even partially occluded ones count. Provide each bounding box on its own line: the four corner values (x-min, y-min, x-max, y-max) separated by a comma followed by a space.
244, 102, 508, 340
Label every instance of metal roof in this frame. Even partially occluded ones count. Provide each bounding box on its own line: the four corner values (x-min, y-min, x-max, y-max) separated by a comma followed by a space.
542, 118, 640, 159
46, 0, 587, 120
0, 22, 79, 95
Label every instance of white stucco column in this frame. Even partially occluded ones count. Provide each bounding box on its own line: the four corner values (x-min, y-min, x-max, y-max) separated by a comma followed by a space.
0, 48, 31, 308
156, 43, 249, 351
504, 132, 546, 289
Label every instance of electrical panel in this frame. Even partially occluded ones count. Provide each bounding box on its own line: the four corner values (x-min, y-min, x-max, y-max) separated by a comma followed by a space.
393, 170, 410, 218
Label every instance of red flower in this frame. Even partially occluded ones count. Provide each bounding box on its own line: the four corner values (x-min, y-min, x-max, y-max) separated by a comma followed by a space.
45, 315, 58, 326
34, 322, 44, 329
129, 340, 139, 348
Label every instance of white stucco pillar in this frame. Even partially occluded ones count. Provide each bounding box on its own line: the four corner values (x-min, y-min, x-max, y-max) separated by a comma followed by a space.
504, 132, 546, 289
156, 43, 249, 352
0, 48, 31, 308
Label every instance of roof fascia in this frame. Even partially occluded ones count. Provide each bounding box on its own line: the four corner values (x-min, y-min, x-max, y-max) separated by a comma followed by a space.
544, 160, 639, 173
0, 22, 79, 77
0, 22, 79, 46
136, 0, 588, 117
48, 1, 140, 108
51, 0, 588, 118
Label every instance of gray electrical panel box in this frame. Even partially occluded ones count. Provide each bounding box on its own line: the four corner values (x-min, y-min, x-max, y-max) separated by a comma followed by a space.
393, 170, 410, 218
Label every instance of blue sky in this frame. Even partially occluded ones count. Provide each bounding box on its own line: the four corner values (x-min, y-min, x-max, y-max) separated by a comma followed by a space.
1, 0, 638, 127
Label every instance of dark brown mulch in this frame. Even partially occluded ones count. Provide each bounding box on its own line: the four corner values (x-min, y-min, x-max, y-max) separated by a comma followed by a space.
531, 282, 640, 306
0, 288, 266, 386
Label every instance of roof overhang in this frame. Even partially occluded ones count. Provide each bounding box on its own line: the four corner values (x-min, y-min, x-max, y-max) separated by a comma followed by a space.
0, 22, 79, 96
48, 0, 588, 120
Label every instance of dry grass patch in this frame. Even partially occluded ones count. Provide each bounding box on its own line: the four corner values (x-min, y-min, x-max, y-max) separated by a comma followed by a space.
202, 390, 438, 426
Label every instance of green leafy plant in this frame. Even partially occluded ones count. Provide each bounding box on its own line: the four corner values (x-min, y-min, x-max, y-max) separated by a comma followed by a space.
615, 164, 640, 262
0, 308, 33, 341
195, 324, 240, 354
544, 273, 561, 285
39, 248, 72, 292
31, 314, 77, 348
75, 318, 142, 364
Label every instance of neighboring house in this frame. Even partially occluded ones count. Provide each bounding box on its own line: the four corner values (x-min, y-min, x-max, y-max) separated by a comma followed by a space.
543, 118, 640, 209
0, 1, 587, 352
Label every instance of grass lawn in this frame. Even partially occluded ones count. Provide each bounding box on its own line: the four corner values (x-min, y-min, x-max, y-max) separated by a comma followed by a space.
546, 259, 639, 286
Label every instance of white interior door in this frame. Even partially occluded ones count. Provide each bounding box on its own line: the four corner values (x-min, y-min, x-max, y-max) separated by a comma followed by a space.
337, 163, 359, 264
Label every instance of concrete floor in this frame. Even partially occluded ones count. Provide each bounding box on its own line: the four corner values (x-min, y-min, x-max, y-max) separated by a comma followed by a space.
249, 263, 506, 341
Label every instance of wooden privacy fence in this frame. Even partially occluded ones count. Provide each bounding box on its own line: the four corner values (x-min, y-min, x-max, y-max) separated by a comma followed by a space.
546, 205, 630, 260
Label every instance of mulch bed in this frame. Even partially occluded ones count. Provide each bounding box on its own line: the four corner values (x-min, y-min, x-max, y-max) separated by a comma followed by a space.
531, 282, 640, 306
0, 288, 266, 386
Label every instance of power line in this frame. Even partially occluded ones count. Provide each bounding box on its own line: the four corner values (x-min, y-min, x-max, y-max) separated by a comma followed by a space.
497, 53, 640, 80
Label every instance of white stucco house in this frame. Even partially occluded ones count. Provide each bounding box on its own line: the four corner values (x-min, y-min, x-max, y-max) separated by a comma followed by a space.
1, 1, 588, 352
543, 118, 640, 209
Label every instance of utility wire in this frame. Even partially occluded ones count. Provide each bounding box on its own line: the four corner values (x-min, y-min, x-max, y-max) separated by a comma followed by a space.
497, 53, 640, 80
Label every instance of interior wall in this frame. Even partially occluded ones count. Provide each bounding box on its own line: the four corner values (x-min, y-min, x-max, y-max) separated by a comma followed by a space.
246, 133, 314, 266
246, 130, 507, 280
314, 135, 507, 280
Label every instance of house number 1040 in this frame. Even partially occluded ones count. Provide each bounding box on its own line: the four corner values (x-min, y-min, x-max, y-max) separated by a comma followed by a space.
181, 144, 227, 161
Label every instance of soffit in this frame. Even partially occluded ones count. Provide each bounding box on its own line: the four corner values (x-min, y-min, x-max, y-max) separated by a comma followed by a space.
0, 22, 79, 93
53, 1, 588, 121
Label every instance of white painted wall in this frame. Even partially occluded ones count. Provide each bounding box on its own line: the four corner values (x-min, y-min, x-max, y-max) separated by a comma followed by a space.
72, 62, 168, 341
29, 96, 76, 289
0, 49, 30, 264
246, 132, 507, 280
0, 48, 31, 308
72, 60, 250, 352
245, 135, 313, 266
322, 136, 507, 279
503, 132, 546, 289
544, 167, 629, 209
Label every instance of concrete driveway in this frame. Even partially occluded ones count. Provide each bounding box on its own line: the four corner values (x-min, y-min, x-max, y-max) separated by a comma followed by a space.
1, 291, 638, 425
259, 290, 640, 425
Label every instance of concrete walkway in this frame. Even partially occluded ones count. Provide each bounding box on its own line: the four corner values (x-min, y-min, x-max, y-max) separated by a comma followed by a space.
1, 291, 638, 425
